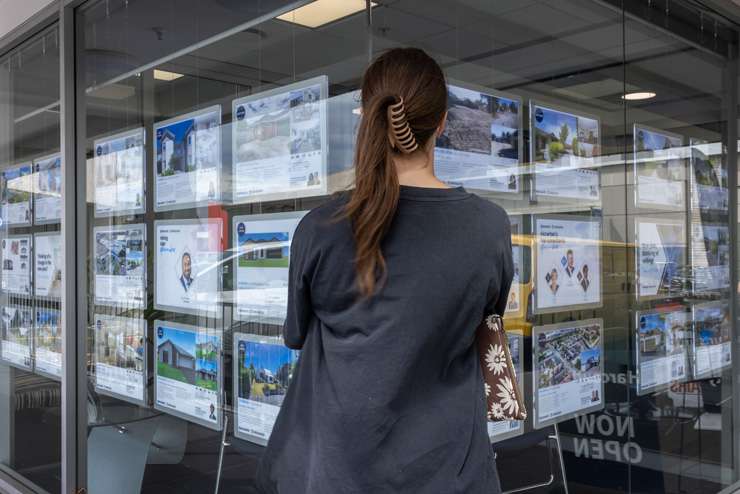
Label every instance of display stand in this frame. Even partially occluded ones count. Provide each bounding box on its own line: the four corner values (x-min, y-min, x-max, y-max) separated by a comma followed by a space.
500, 423, 569, 494
214, 413, 230, 494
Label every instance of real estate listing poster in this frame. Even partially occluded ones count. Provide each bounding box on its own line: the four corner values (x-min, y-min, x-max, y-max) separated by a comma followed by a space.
233, 333, 299, 445
154, 321, 223, 430
633, 125, 685, 209
93, 128, 146, 217
232, 76, 327, 203
690, 222, 730, 293
533, 319, 604, 429
94, 224, 146, 309
0, 306, 33, 370
35, 309, 61, 379
94, 314, 146, 404
154, 106, 221, 211
0, 163, 32, 226
690, 139, 727, 212
534, 216, 601, 313
636, 217, 686, 300
154, 219, 222, 316
233, 212, 306, 324
1, 235, 31, 296
692, 301, 731, 379
504, 244, 525, 318
530, 102, 601, 201
33, 153, 62, 224
488, 331, 524, 443
34, 232, 62, 299
434, 83, 521, 193
635, 307, 690, 395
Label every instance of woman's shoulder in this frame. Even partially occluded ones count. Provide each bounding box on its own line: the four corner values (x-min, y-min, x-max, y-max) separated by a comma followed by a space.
295, 192, 351, 240
466, 193, 511, 232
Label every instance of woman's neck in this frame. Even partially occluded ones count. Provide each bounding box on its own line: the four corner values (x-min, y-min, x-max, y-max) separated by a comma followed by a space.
393, 149, 449, 189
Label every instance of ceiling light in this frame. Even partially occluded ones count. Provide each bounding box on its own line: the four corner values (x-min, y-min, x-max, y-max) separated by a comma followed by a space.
277, 0, 374, 28
154, 69, 184, 82
621, 91, 656, 101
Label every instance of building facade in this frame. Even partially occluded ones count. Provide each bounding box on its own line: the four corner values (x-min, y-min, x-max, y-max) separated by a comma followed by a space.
1, 0, 740, 492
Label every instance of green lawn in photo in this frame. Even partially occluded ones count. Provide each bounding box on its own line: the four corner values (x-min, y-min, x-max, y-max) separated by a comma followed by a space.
238, 257, 289, 268
196, 377, 219, 391
158, 361, 187, 383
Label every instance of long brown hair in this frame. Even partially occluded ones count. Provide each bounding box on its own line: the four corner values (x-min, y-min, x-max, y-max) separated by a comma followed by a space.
342, 48, 447, 297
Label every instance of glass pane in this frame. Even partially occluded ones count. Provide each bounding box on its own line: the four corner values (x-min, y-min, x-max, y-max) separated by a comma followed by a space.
0, 24, 62, 494
625, 3, 735, 492
74, 1, 740, 493
78, 1, 368, 491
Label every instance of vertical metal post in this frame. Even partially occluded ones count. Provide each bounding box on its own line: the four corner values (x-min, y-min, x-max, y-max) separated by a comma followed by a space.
0, 56, 14, 467
60, 2, 87, 492
552, 423, 569, 494
726, 39, 739, 485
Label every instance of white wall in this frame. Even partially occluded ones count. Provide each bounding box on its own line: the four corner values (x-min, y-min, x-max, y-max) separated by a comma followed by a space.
0, 0, 56, 41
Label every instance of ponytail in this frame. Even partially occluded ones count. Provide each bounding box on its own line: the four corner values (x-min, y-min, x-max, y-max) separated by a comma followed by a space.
342, 92, 400, 297
340, 48, 447, 298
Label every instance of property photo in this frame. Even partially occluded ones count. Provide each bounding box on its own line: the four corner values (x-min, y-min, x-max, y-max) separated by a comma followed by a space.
235, 92, 294, 161
694, 303, 731, 348
35, 310, 61, 355
156, 110, 220, 177
1, 306, 32, 347
35, 156, 62, 195
635, 127, 683, 181
237, 231, 290, 268
237, 339, 296, 406
195, 333, 220, 392
157, 326, 197, 386
95, 230, 145, 276
95, 317, 144, 372
537, 323, 601, 389
637, 310, 688, 361
437, 85, 494, 155
533, 106, 578, 166
1, 165, 31, 205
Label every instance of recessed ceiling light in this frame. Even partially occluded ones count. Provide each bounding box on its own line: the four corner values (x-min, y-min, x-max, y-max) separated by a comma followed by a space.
621, 91, 656, 101
154, 69, 184, 82
277, 0, 375, 28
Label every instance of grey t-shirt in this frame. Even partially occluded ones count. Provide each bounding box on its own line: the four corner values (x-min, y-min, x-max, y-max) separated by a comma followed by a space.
257, 185, 514, 494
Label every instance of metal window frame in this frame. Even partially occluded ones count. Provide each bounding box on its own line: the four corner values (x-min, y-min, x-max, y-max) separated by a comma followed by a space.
0, 1, 736, 493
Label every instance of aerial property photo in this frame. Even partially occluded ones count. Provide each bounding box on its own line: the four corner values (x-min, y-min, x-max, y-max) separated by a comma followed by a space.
537, 322, 602, 389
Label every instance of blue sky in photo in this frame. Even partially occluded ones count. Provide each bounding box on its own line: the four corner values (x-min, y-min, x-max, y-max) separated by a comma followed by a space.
639, 313, 668, 335
157, 326, 195, 356
239, 231, 290, 256
196, 358, 218, 373
448, 85, 486, 106
36, 310, 58, 326
491, 123, 517, 136
493, 96, 518, 112
698, 328, 719, 344
535, 107, 577, 138
638, 128, 682, 151
156, 117, 195, 148
242, 341, 293, 373
3, 164, 31, 180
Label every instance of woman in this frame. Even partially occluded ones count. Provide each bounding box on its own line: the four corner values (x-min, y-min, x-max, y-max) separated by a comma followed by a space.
257, 47, 514, 494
